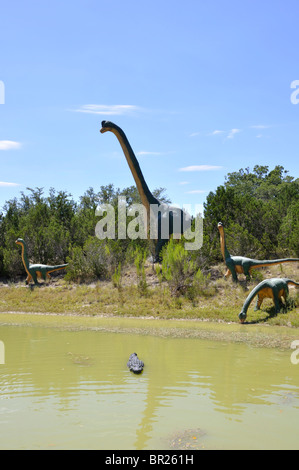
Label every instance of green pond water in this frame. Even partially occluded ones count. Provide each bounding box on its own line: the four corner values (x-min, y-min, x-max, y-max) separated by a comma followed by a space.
0, 319, 299, 450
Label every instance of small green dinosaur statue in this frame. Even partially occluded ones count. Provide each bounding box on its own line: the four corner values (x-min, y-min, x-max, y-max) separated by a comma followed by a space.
16, 238, 68, 285
239, 277, 299, 322
218, 222, 299, 282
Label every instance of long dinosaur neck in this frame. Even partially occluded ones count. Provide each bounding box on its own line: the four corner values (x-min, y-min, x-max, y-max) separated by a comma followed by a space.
108, 125, 159, 211
219, 227, 230, 260
242, 283, 264, 315
20, 242, 30, 272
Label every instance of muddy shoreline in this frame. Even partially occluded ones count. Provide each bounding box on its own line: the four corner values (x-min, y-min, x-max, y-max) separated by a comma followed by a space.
1, 310, 298, 350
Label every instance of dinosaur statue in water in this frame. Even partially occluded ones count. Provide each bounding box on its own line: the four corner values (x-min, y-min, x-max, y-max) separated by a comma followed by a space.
100, 121, 191, 262
16, 238, 68, 285
217, 222, 299, 282
239, 277, 299, 322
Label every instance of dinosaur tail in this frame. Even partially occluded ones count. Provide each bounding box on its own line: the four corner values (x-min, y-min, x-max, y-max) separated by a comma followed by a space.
251, 258, 299, 268
47, 264, 68, 273
287, 280, 299, 288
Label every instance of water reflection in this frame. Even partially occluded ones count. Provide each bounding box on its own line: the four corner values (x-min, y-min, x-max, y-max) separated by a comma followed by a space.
0, 324, 298, 449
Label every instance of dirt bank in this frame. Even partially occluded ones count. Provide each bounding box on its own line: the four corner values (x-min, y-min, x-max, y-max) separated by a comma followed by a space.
1, 310, 298, 350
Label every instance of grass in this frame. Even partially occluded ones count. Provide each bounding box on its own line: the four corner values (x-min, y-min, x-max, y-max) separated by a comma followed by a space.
0, 262, 298, 327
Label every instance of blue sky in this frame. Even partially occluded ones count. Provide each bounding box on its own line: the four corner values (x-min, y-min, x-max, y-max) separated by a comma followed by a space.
0, 0, 298, 215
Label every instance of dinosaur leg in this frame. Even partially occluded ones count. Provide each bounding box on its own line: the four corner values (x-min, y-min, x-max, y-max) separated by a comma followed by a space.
224, 269, 231, 278
254, 294, 263, 311
243, 265, 251, 280
152, 238, 169, 263
231, 268, 238, 282
31, 271, 39, 285
278, 288, 288, 311
26, 274, 32, 285
273, 289, 281, 313
226, 261, 238, 282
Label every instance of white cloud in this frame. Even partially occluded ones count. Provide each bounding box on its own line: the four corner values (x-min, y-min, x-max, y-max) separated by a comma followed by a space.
210, 130, 225, 135
190, 132, 200, 137
0, 140, 22, 150
179, 165, 223, 172
207, 125, 270, 140
227, 128, 241, 139
250, 125, 270, 129
185, 189, 206, 194
179, 181, 190, 185
208, 129, 241, 139
0, 181, 20, 187
74, 104, 141, 116
136, 151, 165, 156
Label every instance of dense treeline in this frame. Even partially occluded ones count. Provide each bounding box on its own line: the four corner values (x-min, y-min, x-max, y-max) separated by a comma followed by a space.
0, 165, 298, 282
201, 165, 299, 265
0, 184, 168, 281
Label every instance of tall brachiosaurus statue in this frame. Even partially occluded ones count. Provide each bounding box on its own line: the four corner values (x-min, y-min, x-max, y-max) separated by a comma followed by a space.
217, 221, 299, 282
16, 238, 68, 285
238, 277, 299, 322
100, 121, 191, 262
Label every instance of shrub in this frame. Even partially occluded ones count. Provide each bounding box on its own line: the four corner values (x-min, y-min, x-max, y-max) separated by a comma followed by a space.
65, 237, 108, 283
161, 239, 197, 296
134, 246, 148, 296
112, 262, 122, 290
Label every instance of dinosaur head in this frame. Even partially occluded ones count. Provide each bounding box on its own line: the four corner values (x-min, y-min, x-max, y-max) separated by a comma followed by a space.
217, 222, 224, 231
15, 238, 24, 246
100, 120, 115, 134
238, 311, 246, 323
